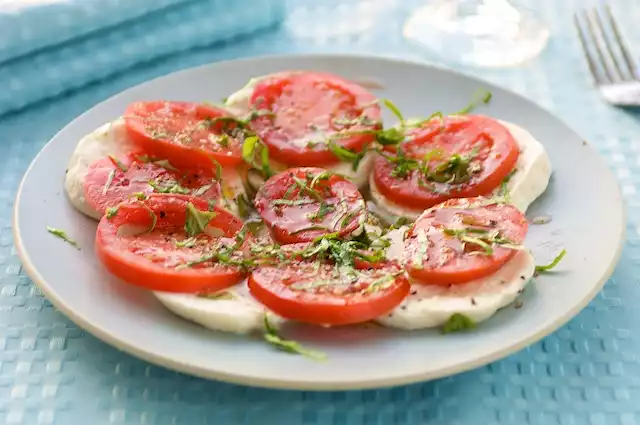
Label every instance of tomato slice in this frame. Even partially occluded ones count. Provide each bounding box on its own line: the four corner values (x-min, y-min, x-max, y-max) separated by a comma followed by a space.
84, 155, 221, 216
254, 167, 367, 244
248, 260, 409, 325
372, 115, 519, 210
124, 101, 244, 169
248, 72, 381, 166
403, 197, 528, 286
95, 195, 245, 292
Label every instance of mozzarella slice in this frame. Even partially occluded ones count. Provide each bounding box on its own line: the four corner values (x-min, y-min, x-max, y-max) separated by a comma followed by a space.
154, 281, 284, 334
65, 119, 133, 219
64, 119, 247, 219
369, 120, 552, 221
377, 250, 535, 330
500, 121, 551, 212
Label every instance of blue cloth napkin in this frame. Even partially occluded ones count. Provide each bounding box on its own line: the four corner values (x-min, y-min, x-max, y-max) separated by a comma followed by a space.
0, 0, 285, 116
0, 0, 192, 64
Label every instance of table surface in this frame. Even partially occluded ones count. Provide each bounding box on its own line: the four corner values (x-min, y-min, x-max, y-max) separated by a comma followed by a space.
3, 0, 640, 424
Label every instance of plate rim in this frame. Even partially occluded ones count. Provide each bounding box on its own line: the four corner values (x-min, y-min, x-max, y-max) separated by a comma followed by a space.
12, 53, 627, 390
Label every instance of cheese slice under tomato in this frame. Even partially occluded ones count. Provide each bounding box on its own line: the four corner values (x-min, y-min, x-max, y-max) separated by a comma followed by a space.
64, 119, 248, 220
369, 120, 552, 222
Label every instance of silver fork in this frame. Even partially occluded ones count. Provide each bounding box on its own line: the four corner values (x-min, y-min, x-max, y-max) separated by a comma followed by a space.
574, 5, 640, 106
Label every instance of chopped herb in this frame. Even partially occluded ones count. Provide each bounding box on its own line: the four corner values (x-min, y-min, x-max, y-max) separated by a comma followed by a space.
375, 127, 405, 146
442, 313, 476, 333
132, 192, 147, 200
184, 202, 217, 237
108, 154, 128, 172
210, 159, 223, 182
263, 316, 327, 361
234, 194, 253, 219
389, 217, 409, 230
382, 98, 405, 128
365, 273, 400, 293
46, 226, 80, 249
307, 203, 335, 221
442, 227, 523, 255
192, 184, 213, 197
198, 291, 235, 300
152, 159, 178, 171
242, 136, 274, 178
272, 198, 316, 207
207, 199, 216, 211
456, 89, 492, 115
148, 179, 190, 194
103, 170, 116, 195
106, 207, 119, 219
327, 140, 367, 171
290, 225, 329, 235
292, 176, 324, 202
535, 249, 566, 273
175, 236, 198, 248
137, 201, 157, 234
217, 134, 230, 148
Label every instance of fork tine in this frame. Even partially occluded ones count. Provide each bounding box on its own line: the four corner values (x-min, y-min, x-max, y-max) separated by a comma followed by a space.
592, 8, 628, 81
585, 8, 620, 83
574, 12, 606, 85
604, 5, 638, 81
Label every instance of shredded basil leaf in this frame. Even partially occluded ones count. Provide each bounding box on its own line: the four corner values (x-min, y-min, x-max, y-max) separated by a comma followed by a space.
442, 313, 476, 333
148, 179, 190, 194
263, 316, 327, 361
184, 202, 217, 237
535, 249, 566, 272
106, 207, 119, 219
456, 89, 492, 115
242, 136, 274, 178
46, 226, 80, 249
108, 154, 128, 172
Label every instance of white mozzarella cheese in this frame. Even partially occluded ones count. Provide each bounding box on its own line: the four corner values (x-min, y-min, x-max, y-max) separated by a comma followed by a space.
64, 119, 247, 219
377, 250, 535, 330
154, 282, 283, 334
64, 119, 133, 219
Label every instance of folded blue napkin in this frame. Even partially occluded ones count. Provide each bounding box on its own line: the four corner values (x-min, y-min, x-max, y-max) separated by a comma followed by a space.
0, 0, 285, 116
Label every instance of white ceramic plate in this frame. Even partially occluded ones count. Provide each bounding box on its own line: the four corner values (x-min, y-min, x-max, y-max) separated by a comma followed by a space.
13, 55, 625, 390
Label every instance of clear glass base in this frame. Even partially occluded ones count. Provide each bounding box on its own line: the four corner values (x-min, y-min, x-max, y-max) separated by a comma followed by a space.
404, 0, 550, 67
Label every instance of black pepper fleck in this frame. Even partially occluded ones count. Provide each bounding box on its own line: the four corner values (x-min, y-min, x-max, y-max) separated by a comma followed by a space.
401, 306, 407, 310
517, 289, 524, 294
159, 211, 167, 218
471, 298, 477, 305
520, 275, 526, 280
410, 290, 417, 296
514, 300, 523, 309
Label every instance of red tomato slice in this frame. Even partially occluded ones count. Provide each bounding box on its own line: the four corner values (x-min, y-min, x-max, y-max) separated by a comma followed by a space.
372, 115, 519, 210
124, 101, 244, 169
248, 72, 381, 166
254, 167, 367, 244
84, 155, 221, 216
95, 195, 245, 292
248, 260, 409, 325
403, 197, 528, 286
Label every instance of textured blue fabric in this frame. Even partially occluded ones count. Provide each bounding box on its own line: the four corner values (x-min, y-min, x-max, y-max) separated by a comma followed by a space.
0, 0, 285, 116
0, 0, 191, 64
3, 0, 640, 424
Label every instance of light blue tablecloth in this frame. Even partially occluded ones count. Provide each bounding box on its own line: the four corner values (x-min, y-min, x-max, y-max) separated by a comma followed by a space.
2, 0, 640, 424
